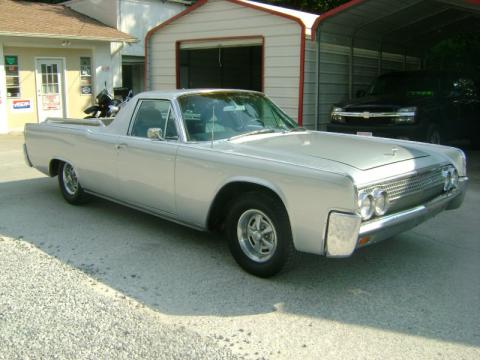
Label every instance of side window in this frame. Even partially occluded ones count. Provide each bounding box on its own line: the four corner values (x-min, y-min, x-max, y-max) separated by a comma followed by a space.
130, 100, 170, 138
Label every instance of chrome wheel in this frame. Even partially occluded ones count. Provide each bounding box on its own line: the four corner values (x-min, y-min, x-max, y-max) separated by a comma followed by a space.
62, 163, 79, 195
237, 209, 277, 263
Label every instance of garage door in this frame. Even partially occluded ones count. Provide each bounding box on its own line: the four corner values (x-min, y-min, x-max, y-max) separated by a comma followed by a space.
178, 39, 262, 91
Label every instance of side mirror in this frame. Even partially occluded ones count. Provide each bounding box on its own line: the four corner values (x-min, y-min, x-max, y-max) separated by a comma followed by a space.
356, 89, 366, 98
147, 127, 164, 140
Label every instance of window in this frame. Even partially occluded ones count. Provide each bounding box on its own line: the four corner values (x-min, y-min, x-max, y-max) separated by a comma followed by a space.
80, 57, 92, 95
130, 100, 178, 140
4, 55, 20, 98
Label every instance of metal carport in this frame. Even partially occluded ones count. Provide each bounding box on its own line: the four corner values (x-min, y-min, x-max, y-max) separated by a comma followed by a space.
312, 0, 480, 129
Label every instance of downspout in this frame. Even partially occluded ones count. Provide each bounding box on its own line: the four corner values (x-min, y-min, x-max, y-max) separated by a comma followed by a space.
377, 40, 383, 75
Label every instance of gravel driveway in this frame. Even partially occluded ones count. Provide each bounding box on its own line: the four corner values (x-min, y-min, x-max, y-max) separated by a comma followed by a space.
1, 133, 479, 359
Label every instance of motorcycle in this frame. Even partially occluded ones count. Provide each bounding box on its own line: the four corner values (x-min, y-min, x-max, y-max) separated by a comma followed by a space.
83, 89, 132, 118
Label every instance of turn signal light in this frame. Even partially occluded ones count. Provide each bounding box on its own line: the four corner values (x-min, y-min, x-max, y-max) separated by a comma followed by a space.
358, 236, 370, 246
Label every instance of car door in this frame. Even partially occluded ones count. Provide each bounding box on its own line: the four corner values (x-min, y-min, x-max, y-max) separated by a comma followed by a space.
116, 99, 179, 215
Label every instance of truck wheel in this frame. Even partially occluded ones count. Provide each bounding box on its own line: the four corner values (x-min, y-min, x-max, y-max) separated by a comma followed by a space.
426, 124, 442, 145
58, 161, 90, 205
225, 192, 294, 277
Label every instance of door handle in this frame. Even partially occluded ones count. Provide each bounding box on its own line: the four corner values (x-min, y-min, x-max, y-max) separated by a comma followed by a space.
115, 143, 127, 150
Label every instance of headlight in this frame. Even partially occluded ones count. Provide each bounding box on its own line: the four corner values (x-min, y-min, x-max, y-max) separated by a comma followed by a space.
442, 166, 459, 191
372, 188, 390, 216
394, 107, 416, 124
357, 191, 374, 220
331, 107, 345, 123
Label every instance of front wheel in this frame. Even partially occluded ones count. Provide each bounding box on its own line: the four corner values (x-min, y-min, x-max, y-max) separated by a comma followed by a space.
225, 192, 294, 277
58, 161, 91, 205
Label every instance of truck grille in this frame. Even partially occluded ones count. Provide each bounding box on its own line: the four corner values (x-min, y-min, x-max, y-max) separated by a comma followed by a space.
359, 167, 446, 209
344, 117, 393, 126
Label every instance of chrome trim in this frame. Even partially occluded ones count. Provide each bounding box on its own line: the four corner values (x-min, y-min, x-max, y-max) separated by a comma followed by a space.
332, 111, 415, 118
326, 212, 362, 257
357, 177, 468, 247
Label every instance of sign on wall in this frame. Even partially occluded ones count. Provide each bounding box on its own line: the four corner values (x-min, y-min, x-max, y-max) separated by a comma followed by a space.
10, 99, 33, 112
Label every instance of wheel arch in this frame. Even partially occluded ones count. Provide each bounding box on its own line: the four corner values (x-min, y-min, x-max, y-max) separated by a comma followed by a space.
49, 157, 75, 177
206, 178, 288, 231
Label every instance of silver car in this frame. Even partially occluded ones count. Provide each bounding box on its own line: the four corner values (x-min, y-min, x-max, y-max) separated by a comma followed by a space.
24, 89, 468, 277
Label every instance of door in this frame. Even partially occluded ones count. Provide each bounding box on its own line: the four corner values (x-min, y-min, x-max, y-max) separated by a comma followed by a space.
35, 59, 65, 122
116, 99, 179, 214
179, 45, 262, 91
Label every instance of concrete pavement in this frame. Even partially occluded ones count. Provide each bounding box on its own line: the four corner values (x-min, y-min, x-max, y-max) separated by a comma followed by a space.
0, 133, 479, 359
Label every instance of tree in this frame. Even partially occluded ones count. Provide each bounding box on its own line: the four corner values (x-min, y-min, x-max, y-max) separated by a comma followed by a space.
256, 0, 350, 13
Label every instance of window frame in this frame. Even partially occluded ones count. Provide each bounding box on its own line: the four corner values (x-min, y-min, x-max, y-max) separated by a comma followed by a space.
4, 55, 21, 98
127, 98, 180, 141
80, 57, 93, 96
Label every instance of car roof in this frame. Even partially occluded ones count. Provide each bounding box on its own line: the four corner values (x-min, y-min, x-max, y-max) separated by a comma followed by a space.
133, 88, 263, 101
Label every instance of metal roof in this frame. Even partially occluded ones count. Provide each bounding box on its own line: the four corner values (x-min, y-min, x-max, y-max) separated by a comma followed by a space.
313, 0, 480, 55
238, 0, 320, 37
0, 0, 136, 43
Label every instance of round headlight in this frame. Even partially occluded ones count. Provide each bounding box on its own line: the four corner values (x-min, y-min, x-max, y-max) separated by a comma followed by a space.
442, 168, 452, 191
442, 166, 458, 191
358, 191, 374, 220
372, 188, 390, 216
449, 168, 459, 189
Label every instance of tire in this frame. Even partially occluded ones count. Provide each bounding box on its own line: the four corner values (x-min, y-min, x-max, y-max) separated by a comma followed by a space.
58, 161, 91, 205
426, 124, 442, 145
225, 192, 295, 277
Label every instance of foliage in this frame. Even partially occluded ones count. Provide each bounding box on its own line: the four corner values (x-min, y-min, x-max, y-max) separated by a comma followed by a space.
426, 34, 480, 75
22, 0, 64, 3
256, 0, 350, 13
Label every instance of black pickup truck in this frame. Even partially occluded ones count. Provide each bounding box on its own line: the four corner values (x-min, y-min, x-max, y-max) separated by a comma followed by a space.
327, 71, 480, 146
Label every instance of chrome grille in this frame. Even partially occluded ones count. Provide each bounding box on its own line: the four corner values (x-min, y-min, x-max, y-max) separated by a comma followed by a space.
360, 167, 445, 203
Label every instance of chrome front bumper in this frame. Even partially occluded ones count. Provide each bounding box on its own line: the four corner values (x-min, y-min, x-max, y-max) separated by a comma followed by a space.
325, 177, 468, 257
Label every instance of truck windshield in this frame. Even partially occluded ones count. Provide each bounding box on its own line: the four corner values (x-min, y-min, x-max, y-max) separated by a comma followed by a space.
368, 73, 438, 97
177, 92, 297, 141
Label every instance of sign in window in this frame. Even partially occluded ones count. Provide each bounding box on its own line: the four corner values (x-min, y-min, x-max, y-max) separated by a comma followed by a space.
80, 57, 92, 95
5, 55, 20, 98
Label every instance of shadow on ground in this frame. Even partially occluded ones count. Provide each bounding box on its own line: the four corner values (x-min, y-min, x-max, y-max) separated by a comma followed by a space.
1, 156, 479, 348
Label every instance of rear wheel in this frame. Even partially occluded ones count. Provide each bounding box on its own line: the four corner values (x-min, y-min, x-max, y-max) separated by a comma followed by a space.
58, 161, 91, 205
225, 192, 294, 277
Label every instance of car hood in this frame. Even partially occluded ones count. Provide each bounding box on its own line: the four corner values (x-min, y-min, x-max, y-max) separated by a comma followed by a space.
216, 131, 429, 171
339, 94, 433, 109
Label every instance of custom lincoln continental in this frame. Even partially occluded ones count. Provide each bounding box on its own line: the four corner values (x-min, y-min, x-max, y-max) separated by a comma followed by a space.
24, 90, 468, 277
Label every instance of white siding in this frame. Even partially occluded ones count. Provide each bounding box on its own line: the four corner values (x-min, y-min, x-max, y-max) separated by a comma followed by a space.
66, 0, 118, 28
120, 0, 185, 57
0, 42, 7, 133
302, 39, 317, 129
148, 0, 302, 121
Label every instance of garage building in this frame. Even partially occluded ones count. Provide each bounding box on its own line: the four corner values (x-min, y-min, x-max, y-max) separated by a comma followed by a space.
145, 0, 480, 129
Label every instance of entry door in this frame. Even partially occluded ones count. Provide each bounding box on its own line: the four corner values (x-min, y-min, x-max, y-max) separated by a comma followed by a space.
35, 59, 65, 122
116, 99, 178, 215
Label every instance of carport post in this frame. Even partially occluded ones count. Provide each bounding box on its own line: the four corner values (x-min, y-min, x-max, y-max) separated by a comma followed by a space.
349, 38, 354, 100
377, 41, 383, 75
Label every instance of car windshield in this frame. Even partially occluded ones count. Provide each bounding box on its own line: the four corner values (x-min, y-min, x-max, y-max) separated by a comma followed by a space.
177, 92, 297, 141
368, 73, 439, 97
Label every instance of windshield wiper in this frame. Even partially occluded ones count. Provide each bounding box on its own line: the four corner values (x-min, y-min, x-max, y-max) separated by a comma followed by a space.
228, 128, 276, 140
